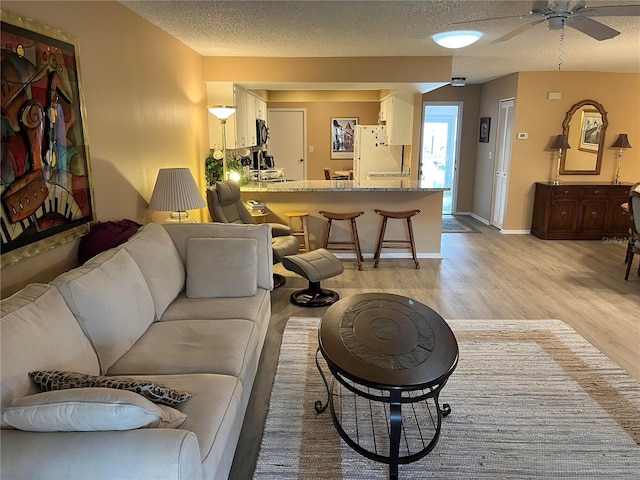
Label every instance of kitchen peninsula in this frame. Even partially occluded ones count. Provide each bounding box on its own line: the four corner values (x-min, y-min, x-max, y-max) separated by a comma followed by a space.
240, 180, 448, 258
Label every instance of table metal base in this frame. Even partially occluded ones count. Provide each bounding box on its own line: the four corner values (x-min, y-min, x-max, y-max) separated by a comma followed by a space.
315, 349, 452, 480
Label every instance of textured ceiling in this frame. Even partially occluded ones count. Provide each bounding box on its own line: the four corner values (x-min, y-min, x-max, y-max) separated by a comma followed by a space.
120, 0, 640, 88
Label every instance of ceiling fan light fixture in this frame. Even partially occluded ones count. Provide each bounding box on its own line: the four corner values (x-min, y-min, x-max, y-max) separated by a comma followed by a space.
432, 30, 482, 49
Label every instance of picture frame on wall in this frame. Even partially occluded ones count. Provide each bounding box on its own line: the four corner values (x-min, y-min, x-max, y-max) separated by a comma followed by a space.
1, 10, 95, 268
479, 117, 491, 143
331, 117, 358, 159
578, 110, 603, 153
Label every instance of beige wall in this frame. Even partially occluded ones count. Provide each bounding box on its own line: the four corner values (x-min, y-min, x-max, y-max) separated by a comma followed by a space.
508, 72, 640, 231
1, 1, 208, 297
267, 101, 380, 179
475, 74, 519, 223
203, 57, 452, 83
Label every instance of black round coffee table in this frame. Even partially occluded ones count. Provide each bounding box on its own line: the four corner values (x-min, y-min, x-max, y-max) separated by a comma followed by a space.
315, 293, 458, 480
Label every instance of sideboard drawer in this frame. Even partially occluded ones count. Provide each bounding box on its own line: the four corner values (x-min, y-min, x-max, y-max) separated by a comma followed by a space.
552, 186, 581, 197
581, 187, 608, 197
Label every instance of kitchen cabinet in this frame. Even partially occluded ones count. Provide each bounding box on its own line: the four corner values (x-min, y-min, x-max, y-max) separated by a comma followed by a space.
531, 182, 631, 240
379, 93, 413, 145
207, 82, 265, 149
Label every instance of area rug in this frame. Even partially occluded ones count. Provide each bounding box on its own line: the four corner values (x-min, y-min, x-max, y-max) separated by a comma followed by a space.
253, 318, 640, 479
442, 215, 481, 233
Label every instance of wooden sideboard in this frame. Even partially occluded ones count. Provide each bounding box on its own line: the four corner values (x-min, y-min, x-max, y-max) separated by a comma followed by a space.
531, 182, 631, 240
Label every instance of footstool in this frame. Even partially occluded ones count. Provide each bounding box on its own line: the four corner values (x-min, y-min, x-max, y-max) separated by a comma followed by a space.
282, 248, 344, 307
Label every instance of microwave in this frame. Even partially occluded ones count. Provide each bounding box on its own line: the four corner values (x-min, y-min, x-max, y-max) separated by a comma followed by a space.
256, 119, 269, 146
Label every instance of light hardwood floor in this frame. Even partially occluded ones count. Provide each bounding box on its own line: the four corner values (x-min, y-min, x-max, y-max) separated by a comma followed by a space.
230, 218, 639, 479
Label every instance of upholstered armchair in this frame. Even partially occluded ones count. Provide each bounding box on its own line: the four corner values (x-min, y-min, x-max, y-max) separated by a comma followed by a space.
206, 181, 299, 287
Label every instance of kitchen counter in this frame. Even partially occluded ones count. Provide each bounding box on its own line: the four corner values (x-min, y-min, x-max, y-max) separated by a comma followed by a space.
241, 179, 447, 193
235, 180, 448, 258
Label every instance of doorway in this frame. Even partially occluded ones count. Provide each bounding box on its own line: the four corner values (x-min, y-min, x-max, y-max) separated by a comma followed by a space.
420, 102, 462, 214
266, 109, 306, 181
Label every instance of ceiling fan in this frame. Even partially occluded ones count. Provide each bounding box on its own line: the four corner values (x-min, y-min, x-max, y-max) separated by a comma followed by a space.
452, 0, 640, 43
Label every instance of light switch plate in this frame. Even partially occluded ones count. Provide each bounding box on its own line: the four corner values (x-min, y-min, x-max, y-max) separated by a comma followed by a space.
517, 133, 528, 139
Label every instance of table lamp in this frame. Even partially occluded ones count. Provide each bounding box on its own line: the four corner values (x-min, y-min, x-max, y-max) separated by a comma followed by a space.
207, 105, 236, 181
550, 134, 571, 185
149, 168, 206, 223
611, 134, 632, 185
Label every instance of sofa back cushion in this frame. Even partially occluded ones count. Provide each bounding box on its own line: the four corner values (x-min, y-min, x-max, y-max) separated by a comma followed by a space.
186, 238, 258, 298
51, 249, 155, 374
123, 222, 185, 319
163, 223, 273, 290
0, 284, 100, 428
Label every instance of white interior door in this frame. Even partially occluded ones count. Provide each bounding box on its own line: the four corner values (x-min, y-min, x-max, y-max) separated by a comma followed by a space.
491, 98, 515, 229
267, 109, 306, 180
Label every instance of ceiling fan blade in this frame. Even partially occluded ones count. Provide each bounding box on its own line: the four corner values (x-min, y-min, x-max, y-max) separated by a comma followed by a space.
575, 4, 640, 16
567, 16, 620, 40
491, 18, 547, 44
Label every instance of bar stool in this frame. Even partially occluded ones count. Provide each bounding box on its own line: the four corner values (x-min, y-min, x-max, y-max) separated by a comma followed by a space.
319, 210, 365, 270
373, 209, 420, 269
284, 211, 310, 253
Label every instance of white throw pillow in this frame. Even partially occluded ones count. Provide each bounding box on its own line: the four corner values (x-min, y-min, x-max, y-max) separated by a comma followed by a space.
3, 388, 186, 432
186, 238, 258, 298
51, 249, 155, 373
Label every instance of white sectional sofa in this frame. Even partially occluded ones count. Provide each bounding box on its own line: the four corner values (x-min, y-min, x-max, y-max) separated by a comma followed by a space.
1, 222, 274, 480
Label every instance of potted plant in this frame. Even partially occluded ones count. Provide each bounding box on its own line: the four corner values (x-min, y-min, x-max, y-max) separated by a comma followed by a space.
205, 146, 251, 185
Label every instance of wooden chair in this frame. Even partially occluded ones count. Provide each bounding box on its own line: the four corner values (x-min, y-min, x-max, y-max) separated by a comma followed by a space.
624, 182, 640, 280
319, 210, 365, 270
324, 167, 349, 180
373, 209, 421, 269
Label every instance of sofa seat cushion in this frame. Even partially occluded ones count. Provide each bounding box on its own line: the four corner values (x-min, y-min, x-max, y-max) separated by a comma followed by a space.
1, 284, 100, 428
106, 320, 259, 381
123, 223, 185, 319
51, 249, 155, 374
3, 388, 186, 432
125, 374, 243, 480
160, 289, 270, 326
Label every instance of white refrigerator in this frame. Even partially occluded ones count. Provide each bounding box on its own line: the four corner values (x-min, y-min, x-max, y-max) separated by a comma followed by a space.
353, 125, 406, 182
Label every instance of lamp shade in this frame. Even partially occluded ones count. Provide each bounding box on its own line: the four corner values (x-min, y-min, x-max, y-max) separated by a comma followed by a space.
611, 134, 632, 149
207, 105, 236, 120
551, 135, 571, 150
149, 168, 206, 212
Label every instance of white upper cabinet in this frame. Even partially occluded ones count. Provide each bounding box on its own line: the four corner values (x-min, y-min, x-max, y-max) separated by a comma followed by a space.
207, 83, 265, 149
379, 93, 414, 145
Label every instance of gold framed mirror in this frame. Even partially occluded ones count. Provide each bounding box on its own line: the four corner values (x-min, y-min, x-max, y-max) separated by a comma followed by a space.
560, 99, 608, 175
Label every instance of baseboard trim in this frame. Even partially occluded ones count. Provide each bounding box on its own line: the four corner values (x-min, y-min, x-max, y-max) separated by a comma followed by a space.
500, 229, 531, 235
470, 213, 490, 225
332, 252, 443, 260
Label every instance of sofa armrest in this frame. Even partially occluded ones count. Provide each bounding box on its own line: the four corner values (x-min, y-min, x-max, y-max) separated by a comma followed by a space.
1, 429, 202, 480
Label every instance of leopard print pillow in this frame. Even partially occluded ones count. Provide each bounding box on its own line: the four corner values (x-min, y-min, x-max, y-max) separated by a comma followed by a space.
29, 371, 192, 407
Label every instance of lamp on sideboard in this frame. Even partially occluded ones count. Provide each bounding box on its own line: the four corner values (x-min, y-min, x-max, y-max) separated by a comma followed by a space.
149, 168, 206, 223
207, 105, 237, 181
611, 134, 632, 185
550, 134, 571, 185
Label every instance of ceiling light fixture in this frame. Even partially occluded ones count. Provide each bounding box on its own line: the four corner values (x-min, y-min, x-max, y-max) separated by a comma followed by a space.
432, 30, 482, 49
